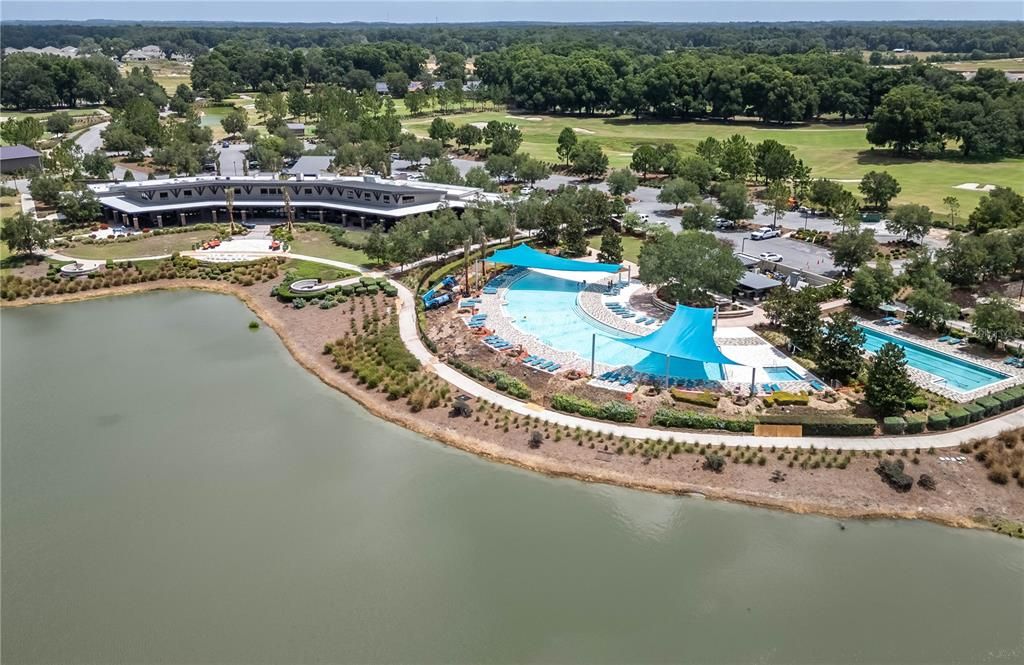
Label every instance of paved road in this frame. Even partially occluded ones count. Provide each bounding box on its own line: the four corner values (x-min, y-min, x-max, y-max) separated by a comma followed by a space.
74, 122, 107, 154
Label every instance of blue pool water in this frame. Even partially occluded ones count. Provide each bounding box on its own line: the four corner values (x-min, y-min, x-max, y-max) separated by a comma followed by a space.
764, 366, 803, 381
857, 326, 1009, 393
502, 271, 724, 380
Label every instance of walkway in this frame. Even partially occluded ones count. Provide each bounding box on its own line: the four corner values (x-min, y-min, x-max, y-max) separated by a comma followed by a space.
38, 238, 1024, 450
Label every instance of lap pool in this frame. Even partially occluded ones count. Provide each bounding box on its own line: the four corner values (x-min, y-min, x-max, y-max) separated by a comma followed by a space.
857, 326, 1009, 393
502, 271, 724, 380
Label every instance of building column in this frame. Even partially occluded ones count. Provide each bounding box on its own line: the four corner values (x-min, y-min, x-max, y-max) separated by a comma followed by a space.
131, 215, 139, 230
179, 212, 186, 227
156, 214, 163, 229
211, 210, 218, 223
240, 210, 247, 222
318, 210, 324, 223
359, 215, 366, 229
340, 213, 348, 226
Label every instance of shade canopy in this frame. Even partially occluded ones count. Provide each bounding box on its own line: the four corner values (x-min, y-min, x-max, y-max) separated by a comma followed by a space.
486, 244, 621, 273
618, 304, 740, 366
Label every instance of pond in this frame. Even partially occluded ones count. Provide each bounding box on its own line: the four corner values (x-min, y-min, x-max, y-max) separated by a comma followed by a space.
3, 292, 1022, 664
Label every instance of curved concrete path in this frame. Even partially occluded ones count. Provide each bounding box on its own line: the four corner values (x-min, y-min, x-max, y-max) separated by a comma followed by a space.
40, 241, 1024, 449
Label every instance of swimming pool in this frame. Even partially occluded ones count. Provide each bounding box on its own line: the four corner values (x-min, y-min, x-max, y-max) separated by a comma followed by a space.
857, 326, 1009, 393
764, 366, 804, 381
502, 271, 724, 380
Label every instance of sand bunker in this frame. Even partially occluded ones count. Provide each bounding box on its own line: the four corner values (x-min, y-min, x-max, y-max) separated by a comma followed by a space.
954, 183, 997, 191
572, 127, 595, 135
505, 115, 543, 122
470, 122, 488, 129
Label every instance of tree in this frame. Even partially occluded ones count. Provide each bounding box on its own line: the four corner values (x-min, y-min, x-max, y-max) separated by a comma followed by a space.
596, 225, 623, 264
753, 139, 796, 183
906, 275, 958, 329
658, 178, 699, 211
972, 298, 1022, 347
364, 224, 390, 265
82, 150, 113, 180
515, 156, 550, 185
718, 134, 753, 182
0, 117, 44, 147
454, 123, 483, 151
383, 71, 411, 98
817, 312, 866, 384
423, 158, 464, 185
764, 180, 791, 229
764, 287, 823, 353
808, 178, 847, 215
56, 187, 101, 226
680, 202, 717, 231
483, 121, 522, 156
830, 229, 876, 273
674, 156, 715, 193
942, 196, 961, 226
637, 230, 744, 307
464, 166, 497, 192
865, 342, 917, 417
866, 84, 943, 154
570, 140, 608, 179
858, 171, 901, 210
428, 117, 455, 145
695, 136, 721, 166
0, 212, 54, 255
556, 127, 578, 166
848, 258, 898, 310
629, 144, 658, 179
607, 169, 638, 198
221, 109, 247, 136
888, 203, 932, 242
485, 153, 517, 181
45, 111, 73, 135
968, 187, 1024, 234
29, 174, 64, 207
717, 180, 754, 221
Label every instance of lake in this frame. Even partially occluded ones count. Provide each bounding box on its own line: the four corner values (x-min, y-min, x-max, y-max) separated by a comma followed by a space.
3, 292, 1022, 664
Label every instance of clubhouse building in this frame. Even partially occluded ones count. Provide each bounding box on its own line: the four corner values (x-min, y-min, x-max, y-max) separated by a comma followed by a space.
88, 175, 489, 229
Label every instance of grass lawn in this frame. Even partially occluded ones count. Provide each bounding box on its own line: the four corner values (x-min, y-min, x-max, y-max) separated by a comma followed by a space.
937, 58, 1024, 72
281, 258, 357, 282
288, 228, 372, 267
121, 59, 192, 94
0, 195, 22, 263
590, 234, 645, 264
62, 230, 219, 260
404, 110, 1021, 214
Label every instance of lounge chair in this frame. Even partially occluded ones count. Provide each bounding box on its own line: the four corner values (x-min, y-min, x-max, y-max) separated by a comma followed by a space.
936, 335, 952, 343
548, 363, 561, 372
948, 338, 963, 345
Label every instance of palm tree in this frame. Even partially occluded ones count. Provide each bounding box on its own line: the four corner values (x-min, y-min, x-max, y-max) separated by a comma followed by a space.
225, 186, 236, 235
282, 186, 294, 233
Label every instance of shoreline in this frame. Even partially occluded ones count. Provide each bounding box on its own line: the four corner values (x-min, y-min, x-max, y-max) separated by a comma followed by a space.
5, 282, 1020, 534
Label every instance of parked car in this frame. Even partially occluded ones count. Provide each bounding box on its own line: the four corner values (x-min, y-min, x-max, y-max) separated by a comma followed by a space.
519, 186, 535, 196
750, 226, 780, 240
221, 141, 230, 148
759, 252, 783, 262
714, 217, 736, 229
389, 152, 400, 160
241, 222, 256, 230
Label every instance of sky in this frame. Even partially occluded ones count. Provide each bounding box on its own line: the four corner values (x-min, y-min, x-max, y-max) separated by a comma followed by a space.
2, 1, 1021, 23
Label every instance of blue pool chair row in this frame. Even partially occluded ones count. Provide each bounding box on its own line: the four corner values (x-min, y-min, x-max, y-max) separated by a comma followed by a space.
522, 356, 561, 372
483, 336, 512, 350
761, 383, 783, 393
937, 335, 963, 345
809, 380, 827, 391
876, 316, 901, 326
459, 298, 480, 308
467, 314, 488, 329
1003, 357, 1024, 368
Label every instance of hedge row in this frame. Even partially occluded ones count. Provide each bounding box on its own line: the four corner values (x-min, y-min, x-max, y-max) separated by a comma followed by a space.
447, 359, 531, 400
924, 387, 1024, 432
551, 393, 638, 423
762, 391, 810, 407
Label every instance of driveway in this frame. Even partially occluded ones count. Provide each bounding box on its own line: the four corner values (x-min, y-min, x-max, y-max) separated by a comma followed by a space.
74, 121, 108, 154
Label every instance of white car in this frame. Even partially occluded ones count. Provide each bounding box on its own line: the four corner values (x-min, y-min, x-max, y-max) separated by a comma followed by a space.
759, 252, 783, 262
750, 226, 781, 240
519, 186, 535, 196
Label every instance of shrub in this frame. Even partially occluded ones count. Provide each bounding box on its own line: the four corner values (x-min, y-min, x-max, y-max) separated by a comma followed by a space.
987, 466, 1009, 484
975, 396, 1000, 418
882, 416, 906, 435
927, 412, 950, 431
756, 415, 877, 437
550, 393, 638, 423
876, 458, 914, 492
652, 408, 755, 432
670, 389, 719, 408
946, 407, 970, 428
905, 395, 929, 412
703, 453, 726, 473
763, 391, 810, 407
905, 412, 928, 434
963, 403, 986, 423
494, 372, 531, 400
918, 474, 936, 490
248, 320, 259, 330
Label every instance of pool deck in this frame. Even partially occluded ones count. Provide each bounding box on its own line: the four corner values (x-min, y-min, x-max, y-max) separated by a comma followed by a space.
857, 319, 1023, 403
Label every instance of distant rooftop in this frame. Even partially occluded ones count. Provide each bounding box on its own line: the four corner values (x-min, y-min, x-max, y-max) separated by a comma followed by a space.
286, 155, 334, 176
0, 144, 42, 160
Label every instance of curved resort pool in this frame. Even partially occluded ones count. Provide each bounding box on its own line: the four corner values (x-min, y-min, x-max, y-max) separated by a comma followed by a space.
503, 271, 724, 380
858, 326, 1009, 393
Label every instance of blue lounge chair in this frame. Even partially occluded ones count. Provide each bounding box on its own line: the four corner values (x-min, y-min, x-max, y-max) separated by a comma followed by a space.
948, 338, 962, 345
548, 363, 561, 372
937, 335, 952, 343
810, 380, 826, 391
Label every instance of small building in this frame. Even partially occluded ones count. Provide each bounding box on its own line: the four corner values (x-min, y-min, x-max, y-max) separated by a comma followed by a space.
0, 145, 42, 174
374, 82, 390, 94
285, 156, 334, 178
122, 45, 165, 62
734, 271, 783, 301
286, 122, 306, 137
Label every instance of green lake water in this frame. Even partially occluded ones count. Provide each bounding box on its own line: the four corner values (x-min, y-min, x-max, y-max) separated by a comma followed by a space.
3, 292, 1022, 664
